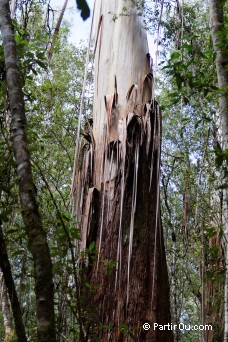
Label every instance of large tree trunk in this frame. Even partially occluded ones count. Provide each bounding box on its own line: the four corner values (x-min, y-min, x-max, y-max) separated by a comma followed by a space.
209, 1, 228, 341
73, 1, 173, 341
0, 1, 56, 340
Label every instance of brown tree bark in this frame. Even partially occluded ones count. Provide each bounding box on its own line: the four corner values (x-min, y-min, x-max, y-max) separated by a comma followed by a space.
0, 1, 56, 340
210, 0, 228, 148
0, 222, 27, 342
0, 270, 15, 342
209, 1, 228, 341
72, 1, 173, 341
205, 232, 224, 342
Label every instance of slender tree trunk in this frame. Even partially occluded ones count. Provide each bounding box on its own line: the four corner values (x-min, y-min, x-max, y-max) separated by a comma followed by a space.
74, 1, 173, 341
0, 222, 27, 342
0, 1, 56, 340
209, 1, 228, 341
0, 270, 15, 342
48, 0, 68, 60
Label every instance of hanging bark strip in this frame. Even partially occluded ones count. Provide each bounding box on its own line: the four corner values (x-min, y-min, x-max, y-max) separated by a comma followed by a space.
73, 1, 173, 341
0, 1, 56, 341
209, 1, 228, 341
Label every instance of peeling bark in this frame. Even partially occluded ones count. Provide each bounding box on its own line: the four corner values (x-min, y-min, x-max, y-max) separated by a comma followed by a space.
209, 1, 228, 341
0, 1, 56, 340
73, 1, 173, 341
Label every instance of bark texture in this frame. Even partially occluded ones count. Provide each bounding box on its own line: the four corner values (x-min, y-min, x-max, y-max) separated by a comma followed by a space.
210, 0, 228, 147
209, 1, 228, 341
73, 1, 173, 341
204, 202, 225, 342
0, 1, 56, 341
0, 270, 15, 342
0, 223, 27, 342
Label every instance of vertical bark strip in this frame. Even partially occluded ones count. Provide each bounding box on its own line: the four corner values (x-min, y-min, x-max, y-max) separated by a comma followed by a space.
0, 223, 27, 342
74, 1, 173, 341
209, 1, 228, 340
0, 1, 56, 341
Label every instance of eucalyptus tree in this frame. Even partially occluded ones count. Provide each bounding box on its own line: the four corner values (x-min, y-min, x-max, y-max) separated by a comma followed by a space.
72, 0, 173, 341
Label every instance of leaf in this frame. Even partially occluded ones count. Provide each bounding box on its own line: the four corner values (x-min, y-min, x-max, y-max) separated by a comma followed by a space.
36, 52, 45, 59
76, 0, 90, 20
195, 119, 202, 129
181, 44, 193, 52
203, 88, 209, 97
85, 282, 92, 289
6, 228, 19, 234
217, 86, 228, 94
42, 134, 52, 139
169, 92, 179, 98
11, 249, 25, 257
213, 146, 222, 155
218, 183, 228, 190
51, 247, 61, 257
183, 96, 189, 104
175, 73, 184, 90
31, 67, 38, 75
0, 210, 11, 222
70, 228, 80, 239
16, 40, 28, 47
197, 50, 207, 59
35, 59, 47, 69
181, 118, 190, 123
53, 260, 62, 272
170, 51, 181, 60
62, 213, 70, 222
204, 227, 217, 238
202, 113, 212, 122
88, 241, 95, 252
215, 155, 223, 168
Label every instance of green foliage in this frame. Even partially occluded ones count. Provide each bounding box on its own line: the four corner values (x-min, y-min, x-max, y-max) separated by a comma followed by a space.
0, 0, 93, 339
101, 259, 117, 275
0, 0, 227, 341
153, 0, 227, 340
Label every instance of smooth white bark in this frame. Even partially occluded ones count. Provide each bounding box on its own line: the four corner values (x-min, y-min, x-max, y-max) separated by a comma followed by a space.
92, 0, 151, 187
